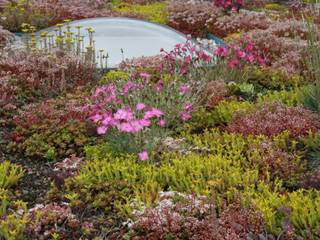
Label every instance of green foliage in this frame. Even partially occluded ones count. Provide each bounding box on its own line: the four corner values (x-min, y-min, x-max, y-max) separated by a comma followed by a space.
185, 100, 253, 132
183, 129, 304, 186
229, 82, 256, 100
0, 161, 24, 189
300, 131, 320, 165
0, 163, 26, 240
114, 2, 168, 24
0, 198, 28, 240
0, 0, 50, 32
305, 22, 320, 83
243, 181, 320, 238
19, 120, 91, 161
99, 70, 129, 85
257, 88, 300, 106
246, 67, 303, 90
65, 151, 259, 217
299, 84, 320, 114
210, 100, 254, 125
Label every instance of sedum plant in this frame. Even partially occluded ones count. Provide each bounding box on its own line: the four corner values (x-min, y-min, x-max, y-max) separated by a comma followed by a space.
113, 2, 168, 24
0, 161, 24, 189
65, 151, 260, 217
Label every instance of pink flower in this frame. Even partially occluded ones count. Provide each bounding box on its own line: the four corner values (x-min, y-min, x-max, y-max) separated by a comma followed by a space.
246, 54, 255, 63
214, 47, 228, 57
90, 113, 102, 123
237, 50, 246, 59
102, 114, 118, 127
179, 84, 190, 94
114, 107, 134, 121
257, 56, 266, 65
154, 80, 164, 92
144, 108, 164, 119
184, 103, 193, 112
120, 81, 134, 96
97, 126, 108, 135
136, 103, 146, 111
180, 112, 191, 122
158, 119, 166, 127
140, 72, 151, 79
138, 119, 151, 127
119, 122, 136, 133
245, 43, 254, 52
197, 51, 212, 62
228, 59, 240, 69
138, 151, 149, 161
183, 55, 192, 65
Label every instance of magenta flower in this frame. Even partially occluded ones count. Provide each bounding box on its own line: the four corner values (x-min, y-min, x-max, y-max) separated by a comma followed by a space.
154, 80, 164, 92
245, 43, 254, 52
138, 151, 149, 161
102, 114, 118, 127
197, 51, 212, 62
184, 103, 193, 112
140, 72, 151, 79
119, 122, 136, 133
228, 59, 240, 69
144, 108, 164, 119
183, 55, 192, 65
237, 50, 246, 59
138, 119, 151, 127
90, 113, 102, 123
136, 103, 146, 111
120, 81, 134, 96
180, 112, 191, 122
246, 54, 255, 63
179, 84, 190, 94
215, 47, 228, 57
158, 119, 166, 127
114, 107, 134, 121
97, 126, 108, 135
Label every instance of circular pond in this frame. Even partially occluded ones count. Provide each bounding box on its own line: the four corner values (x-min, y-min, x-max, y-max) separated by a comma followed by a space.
38, 17, 190, 68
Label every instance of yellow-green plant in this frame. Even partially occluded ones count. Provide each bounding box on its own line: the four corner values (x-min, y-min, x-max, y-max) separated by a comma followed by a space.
114, 2, 168, 24
65, 151, 259, 217
0, 161, 24, 189
99, 70, 129, 85
257, 89, 300, 106
0, 188, 27, 240
210, 100, 254, 125
243, 181, 320, 238
0, 199, 28, 240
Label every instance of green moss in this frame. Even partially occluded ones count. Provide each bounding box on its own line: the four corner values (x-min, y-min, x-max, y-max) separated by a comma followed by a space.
114, 2, 168, 24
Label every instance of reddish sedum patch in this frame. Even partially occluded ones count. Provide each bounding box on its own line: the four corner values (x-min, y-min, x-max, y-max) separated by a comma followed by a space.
0, 25, 13, 47
206, 80, 229, 109
226, 102, 320, 138
130, 192, 265, 240
167, 0, 222, 37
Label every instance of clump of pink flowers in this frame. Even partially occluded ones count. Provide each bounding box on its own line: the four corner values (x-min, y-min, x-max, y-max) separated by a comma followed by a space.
87, 75, 200, 161
214, 41, 267, 69
161, 38, 213, 76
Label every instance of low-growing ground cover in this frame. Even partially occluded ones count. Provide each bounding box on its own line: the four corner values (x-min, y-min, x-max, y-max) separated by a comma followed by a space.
0, 0, 320, 239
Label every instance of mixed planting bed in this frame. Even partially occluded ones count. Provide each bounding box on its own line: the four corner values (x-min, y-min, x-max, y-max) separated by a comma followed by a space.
0, 0, 320, 239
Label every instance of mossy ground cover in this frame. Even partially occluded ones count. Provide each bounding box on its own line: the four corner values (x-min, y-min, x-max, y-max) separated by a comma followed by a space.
0, 0, 320, 239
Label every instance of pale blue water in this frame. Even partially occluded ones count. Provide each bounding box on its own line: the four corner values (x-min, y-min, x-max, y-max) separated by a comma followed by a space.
37, 17, 189, 68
